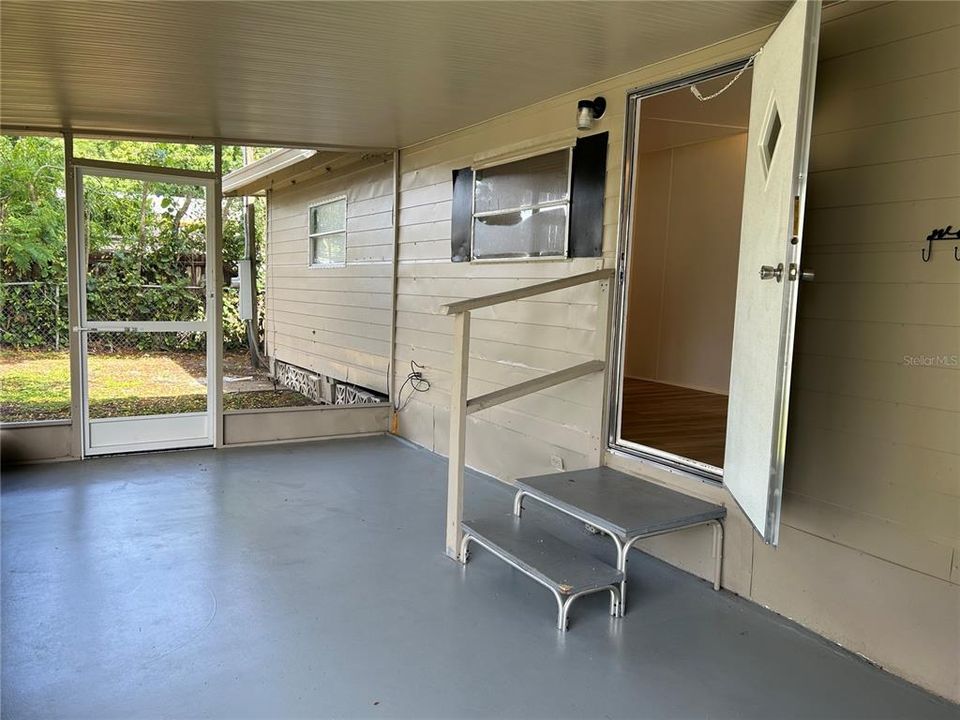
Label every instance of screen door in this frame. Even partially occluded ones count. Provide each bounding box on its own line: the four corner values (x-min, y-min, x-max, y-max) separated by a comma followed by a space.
724, 0, 821, 544
75, 164, 216, 456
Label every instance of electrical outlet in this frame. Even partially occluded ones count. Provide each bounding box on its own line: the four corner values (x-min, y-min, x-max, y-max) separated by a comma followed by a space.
550, 455, 565, 471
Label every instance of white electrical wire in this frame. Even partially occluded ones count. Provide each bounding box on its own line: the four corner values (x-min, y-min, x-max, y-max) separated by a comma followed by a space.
690, 49, 761, 102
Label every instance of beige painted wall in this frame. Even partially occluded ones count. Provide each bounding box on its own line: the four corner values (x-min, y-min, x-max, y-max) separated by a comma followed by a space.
614, 1, 960, 701
0, 422, 73, 464
265, 158, 394, 394
393, 18, 771, 483
222, 405, 389, 445
624, 134, 746, 393
395, 1, 960, 702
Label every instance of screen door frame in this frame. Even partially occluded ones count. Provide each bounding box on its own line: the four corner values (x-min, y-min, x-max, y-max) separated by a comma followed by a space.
73, 161, 218, 456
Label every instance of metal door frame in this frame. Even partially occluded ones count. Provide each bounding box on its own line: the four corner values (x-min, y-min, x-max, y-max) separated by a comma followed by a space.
606, 58, 757, 485
73, 160, 218, 456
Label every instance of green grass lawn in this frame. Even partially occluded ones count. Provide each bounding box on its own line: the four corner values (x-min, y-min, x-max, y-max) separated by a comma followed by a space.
1, 349, 314, 422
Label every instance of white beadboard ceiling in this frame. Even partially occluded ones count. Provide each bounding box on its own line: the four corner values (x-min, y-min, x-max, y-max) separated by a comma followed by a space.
0, 1, 788, 149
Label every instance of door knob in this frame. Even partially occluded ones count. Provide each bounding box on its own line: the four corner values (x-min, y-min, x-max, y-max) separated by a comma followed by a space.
759, 263, 784, 282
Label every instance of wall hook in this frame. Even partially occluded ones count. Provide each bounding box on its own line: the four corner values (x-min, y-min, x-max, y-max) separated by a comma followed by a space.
921, 225, 959, 262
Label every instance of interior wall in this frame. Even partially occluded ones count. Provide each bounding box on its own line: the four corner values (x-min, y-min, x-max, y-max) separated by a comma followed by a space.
396, 0, 959, 702
624, 133, 746, 393
264, 158, 394, 394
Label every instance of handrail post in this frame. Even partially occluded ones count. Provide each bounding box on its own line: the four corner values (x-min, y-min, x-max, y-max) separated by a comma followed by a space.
593, 276, 613, 466
446, 310, 471, 560
595, 277, 612, 362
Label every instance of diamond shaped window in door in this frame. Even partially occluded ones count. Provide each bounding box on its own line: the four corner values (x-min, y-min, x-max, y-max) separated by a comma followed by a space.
760, 99, 782, 177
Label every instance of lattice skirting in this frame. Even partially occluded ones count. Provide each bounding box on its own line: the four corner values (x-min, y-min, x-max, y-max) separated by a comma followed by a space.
273, 359, 385, 406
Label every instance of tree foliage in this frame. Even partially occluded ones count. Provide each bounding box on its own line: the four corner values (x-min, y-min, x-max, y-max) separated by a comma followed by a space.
0, 136, 67, 277
0, 135, 269, 350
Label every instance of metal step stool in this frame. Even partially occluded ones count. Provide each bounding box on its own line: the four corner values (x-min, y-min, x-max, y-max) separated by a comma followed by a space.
460, 514, 622, 630
513, 466, 726, 616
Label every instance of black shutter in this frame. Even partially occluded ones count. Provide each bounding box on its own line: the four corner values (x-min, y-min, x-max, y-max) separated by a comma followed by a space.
450, 167, 474, 262
569, 132, 608, 258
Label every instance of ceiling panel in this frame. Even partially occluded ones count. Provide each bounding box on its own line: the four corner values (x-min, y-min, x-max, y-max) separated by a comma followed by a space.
1, 1, 788, 148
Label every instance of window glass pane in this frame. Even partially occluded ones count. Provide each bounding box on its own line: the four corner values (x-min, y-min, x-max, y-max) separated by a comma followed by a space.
311, 232, 346, 266
473, 205, 568, 259
310, 199, 346, 234
474, 150, 570, 214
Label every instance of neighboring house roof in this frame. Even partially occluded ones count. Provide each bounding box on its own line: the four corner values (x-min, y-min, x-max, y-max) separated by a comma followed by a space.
223, 149, 388, 197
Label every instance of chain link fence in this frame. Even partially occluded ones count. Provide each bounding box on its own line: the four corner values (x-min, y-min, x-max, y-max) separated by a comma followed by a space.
1, 281, 69, 351
0, 281, 313, 423
1, 281, 72, 421
0, 281, 240, 352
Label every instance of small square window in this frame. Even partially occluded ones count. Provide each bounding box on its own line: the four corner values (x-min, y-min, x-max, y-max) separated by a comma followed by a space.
308, 197, 347, 267
760, 100, 782, 177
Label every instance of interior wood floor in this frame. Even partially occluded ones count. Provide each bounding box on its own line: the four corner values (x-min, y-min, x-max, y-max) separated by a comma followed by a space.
621, 377, 729, 469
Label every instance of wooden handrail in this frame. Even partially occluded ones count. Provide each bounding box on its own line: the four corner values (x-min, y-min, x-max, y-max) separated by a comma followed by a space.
439, 268, 614, 315
466, 360, 604, 415
443, 266, 614, 561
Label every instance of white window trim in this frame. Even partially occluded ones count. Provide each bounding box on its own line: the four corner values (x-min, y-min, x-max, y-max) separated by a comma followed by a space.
307, 195, 347, 269
470, 148, 574, 263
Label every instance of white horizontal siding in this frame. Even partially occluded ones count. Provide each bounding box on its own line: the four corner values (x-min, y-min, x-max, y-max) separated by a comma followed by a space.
392, 26, 771, 480
265, 160, 394, 393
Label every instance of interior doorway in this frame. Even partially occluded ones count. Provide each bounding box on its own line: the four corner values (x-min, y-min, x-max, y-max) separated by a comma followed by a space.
615, 63, 753, 477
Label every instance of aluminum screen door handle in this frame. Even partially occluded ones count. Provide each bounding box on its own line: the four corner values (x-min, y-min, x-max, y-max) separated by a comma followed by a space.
759, 263, 784, 281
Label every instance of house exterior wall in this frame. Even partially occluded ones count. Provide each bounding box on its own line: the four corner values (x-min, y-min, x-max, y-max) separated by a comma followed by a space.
264, 158, 394, 394
393, 21, 771, 482
394, 1, 960, 702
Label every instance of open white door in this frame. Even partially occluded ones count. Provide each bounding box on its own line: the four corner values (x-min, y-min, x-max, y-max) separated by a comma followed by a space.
724, 0, 821, 545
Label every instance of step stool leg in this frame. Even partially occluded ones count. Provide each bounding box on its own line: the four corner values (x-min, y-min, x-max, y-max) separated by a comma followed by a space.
512, 490, 526, 517
616, 537, 630, 617
712, 520, 724, 591
608, 586, 621, 617
458, 534, 472, 565
553, 590, 568, 631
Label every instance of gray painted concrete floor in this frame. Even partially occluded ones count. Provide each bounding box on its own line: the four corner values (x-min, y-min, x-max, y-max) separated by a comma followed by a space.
2, 436, 956, 720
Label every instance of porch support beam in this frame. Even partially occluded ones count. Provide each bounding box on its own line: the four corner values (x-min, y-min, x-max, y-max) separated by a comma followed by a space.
71, 157, 218, 180
212, 143, 225, 448
64, 133, 83, 459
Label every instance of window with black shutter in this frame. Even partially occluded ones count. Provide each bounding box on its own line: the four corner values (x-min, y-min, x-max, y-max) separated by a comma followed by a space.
450, 132, 607, 262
